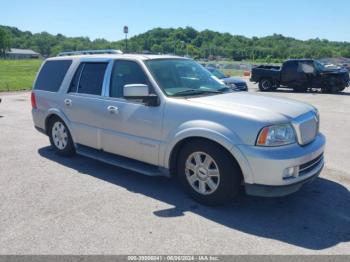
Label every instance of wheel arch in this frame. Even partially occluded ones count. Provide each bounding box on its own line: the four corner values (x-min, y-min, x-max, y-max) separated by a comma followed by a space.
165, 127, 253, 183
44, 109, 72, 136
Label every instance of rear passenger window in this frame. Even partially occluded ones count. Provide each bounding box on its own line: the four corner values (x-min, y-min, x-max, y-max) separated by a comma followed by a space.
284, 62, 298, 73
68, 63, 84, 93
34, 60, 72, 92
69, 62, 108, 95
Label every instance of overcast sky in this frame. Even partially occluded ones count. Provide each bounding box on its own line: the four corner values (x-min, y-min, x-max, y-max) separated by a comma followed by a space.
1, 0, 350, 42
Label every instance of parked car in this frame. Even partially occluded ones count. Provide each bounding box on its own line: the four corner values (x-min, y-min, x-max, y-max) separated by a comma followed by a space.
32, 53, 325, 205
250, 59, 350, 93
206, 66, 248, 91
343, 64, 350, 71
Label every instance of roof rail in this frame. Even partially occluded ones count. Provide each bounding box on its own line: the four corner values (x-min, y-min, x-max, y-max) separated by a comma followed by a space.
57, 49, 123, 56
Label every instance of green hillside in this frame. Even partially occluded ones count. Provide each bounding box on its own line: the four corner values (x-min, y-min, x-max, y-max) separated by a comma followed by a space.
1, 25, 350, 60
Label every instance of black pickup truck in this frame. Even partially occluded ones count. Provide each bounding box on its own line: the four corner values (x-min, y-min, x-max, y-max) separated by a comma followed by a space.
250, 59, 350, 93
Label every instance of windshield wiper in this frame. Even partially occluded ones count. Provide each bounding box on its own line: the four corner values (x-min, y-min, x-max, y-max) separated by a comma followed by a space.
172, 89, 222, 96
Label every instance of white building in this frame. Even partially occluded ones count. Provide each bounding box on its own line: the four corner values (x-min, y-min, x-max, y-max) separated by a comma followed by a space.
6, 48, 40, 59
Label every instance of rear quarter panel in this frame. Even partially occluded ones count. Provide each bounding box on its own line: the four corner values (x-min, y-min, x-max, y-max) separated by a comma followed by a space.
31, 58, 78, 133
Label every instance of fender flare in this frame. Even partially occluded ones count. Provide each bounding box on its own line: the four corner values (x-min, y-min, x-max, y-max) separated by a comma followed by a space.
44, 109, 75, 141
161, 120, 254, 183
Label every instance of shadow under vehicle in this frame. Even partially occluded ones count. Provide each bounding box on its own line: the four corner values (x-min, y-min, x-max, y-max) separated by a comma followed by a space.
38, 146, 350, 251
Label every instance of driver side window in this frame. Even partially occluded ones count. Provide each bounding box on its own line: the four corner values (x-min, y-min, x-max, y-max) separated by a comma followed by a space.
298, 62, 315, 74
109, 60, 150, 98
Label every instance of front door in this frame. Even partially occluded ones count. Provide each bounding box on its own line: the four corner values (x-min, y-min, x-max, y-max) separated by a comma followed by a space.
101, 60, 163, 166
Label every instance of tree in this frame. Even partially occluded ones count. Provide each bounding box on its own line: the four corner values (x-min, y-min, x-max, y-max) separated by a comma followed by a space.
0, 28, 11, 57
151, 44, 163, 54
1, 25, 350, 60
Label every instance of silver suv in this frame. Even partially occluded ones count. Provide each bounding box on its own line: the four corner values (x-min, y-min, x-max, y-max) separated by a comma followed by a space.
31, 53, 325, 205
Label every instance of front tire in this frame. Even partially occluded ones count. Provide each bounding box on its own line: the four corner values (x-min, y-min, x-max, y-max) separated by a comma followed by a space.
48, 117, 75, 156
177, 140, 242, 206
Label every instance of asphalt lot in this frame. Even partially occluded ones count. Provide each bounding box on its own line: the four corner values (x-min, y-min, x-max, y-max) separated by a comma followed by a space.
0, 82, 349, 255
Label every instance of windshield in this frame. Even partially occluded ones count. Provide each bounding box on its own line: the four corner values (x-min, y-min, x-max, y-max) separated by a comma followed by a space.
145, 59, 230, 97
209, 68, 226, 79
314, 60, 326, 71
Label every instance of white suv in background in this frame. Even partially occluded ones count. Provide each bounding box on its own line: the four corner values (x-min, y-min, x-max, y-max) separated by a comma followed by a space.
31, 52, 325, 205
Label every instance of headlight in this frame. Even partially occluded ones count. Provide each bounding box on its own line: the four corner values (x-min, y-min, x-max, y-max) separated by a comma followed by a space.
225, 82, 237, 88
256, 124, 296, 147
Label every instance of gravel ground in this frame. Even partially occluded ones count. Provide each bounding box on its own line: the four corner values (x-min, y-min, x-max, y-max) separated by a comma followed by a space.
0, 83, 349, 255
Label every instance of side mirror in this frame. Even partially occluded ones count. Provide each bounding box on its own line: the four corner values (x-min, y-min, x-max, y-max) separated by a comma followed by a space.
123, 84, 159, 107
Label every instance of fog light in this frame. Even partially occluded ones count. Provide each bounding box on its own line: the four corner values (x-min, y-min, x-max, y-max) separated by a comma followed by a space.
283, 166, 298, 180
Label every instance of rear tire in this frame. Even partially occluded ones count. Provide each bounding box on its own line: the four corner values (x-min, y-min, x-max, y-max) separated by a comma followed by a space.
177, 139, 242, 206
259, 78, 274, 91
48, 117, 75, 157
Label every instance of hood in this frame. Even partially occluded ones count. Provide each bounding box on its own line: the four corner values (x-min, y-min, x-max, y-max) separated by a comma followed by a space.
187, 92, 315, 123
320, 67, 349, 75
222, 77, 246, 84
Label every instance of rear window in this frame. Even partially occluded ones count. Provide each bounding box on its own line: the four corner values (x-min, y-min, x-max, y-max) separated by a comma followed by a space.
34, 60, 72, 92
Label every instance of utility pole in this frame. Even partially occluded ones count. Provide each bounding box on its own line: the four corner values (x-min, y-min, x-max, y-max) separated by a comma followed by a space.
123, 26, 128, 53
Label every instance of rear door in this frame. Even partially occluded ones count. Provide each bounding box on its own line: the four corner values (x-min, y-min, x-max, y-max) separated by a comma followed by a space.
63, 60, 111, 149
280, 61, 299, 86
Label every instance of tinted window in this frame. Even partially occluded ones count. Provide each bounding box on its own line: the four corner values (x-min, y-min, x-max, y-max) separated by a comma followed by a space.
34, 60, 72, 91
110, 60, 149, 97
78, 63, 108, 95
284, 61, 298, 72
68, 63, 84, 93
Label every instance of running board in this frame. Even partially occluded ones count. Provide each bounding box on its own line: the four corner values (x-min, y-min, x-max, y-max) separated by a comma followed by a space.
76, 144, 168, 177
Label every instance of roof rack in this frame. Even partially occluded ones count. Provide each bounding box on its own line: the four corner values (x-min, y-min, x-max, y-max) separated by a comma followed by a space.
57, 49, 123, 56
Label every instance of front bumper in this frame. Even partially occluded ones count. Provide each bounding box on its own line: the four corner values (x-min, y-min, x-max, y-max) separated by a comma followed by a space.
245, 163, 323, 197
237, 133, 325, 197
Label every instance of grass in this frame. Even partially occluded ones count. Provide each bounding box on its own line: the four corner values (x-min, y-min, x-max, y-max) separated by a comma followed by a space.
0, 59, 42, 92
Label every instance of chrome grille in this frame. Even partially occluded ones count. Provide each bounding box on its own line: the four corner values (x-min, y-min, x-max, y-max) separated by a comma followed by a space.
292, 112, 319, 145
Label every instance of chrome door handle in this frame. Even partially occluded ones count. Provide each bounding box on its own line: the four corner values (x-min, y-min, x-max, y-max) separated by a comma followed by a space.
64, 99, 72, 106
107, 105, 119, 114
